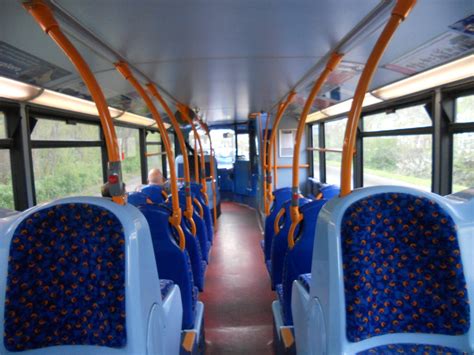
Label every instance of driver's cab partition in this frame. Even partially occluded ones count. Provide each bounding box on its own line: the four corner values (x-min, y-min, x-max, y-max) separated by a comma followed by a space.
211, 121, 260, 209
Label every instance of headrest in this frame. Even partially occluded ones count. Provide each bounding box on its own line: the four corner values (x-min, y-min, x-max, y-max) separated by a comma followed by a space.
128, 191, 152, 206
141, 184, 166, 204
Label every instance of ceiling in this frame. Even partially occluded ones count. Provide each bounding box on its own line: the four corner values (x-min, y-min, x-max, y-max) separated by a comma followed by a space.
0, 0, 472, 125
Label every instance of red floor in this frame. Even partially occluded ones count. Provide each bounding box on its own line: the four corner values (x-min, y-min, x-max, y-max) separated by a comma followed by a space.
200, 202, 275, 354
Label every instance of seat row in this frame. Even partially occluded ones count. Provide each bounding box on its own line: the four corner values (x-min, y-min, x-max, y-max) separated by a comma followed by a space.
0, 181, 215, 354
263, 182, 474, 354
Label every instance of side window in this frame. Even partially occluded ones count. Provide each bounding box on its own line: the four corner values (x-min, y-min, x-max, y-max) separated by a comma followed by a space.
453, 94, 474, 192
31, 118, 103, 204
146, 131, 163, 179
116, 126, 140, 191
362, 104, 432, 191
324, 118, 347, 185
0, 112, 13, 209
312, 124, 320, 181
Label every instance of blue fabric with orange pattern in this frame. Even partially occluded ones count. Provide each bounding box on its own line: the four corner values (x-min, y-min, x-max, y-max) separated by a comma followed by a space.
341, 193, 470, 342
357, 343, 466, 354
270, 197, 311, 289
137, 204, 197, 330
4, 203, 126, 351
263, 187, 292, 261
281, 199, 326, 325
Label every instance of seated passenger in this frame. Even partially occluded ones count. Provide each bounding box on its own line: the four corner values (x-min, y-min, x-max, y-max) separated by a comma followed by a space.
141, 169, 169, 203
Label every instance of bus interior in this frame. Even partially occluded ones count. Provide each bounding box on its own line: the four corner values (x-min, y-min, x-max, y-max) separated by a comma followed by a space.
0, 0, 473, 354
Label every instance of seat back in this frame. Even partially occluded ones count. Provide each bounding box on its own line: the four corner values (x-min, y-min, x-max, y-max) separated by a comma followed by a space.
281, 199, 326, 325
270, 198, 310, 288
190, 182, 213, 242
178, 190, 210, 263
320, 184, 340, 200
137, 204, 197, 330
300, 186, 473, 354
341, 192, 469, 341
141, 185, 167, 204
263, 187, 292, 260
0, 197, 174, 354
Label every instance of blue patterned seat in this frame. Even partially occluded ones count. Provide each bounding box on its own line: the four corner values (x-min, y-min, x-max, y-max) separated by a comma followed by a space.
270, 198, 311, 289
189, 183, 213, 244
279, 199, 326, 325
357, 344, 466, 354
137, 203, 198, 330
263, 187, 292, 261
4, 203, 126, 351
291, 188, 473, 355
341, 193, 469, 342
178, 190, 210, 264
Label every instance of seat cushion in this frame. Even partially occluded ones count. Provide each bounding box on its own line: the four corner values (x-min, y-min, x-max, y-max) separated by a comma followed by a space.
357, 344, 466, 354
160, 279, 175, 300
341, 193, 469, 342
298, 273, 311, 293
4, 203, 126, 351
260, 239, 265, 252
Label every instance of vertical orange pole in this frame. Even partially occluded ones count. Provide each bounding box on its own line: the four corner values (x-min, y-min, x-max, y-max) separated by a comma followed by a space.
115, 62, 186, 250
193, 136, 200, 182
340, 0, 417, 196
287, 52, 343, 249
194, 119, 218, 228
23, 0, 125, 204
266, 92, 296, 215
147, 83, 197, 236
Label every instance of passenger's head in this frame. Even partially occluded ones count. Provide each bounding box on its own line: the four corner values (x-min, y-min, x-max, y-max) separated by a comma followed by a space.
148, 168, 164, 185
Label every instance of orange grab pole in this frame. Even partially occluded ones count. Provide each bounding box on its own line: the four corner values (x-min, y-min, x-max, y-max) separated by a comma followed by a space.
177, 105, 209, 205
266, 91, 296, 215
287, 52, 343, 249
147, 84, 197, 236
193, 137, 200, 183
273, 207, 285, 235
194, 118, 218, 228
340, 0, 416, 197
23, 0, 125, 204
115, 62, 185, 250
262, 112, 271, 215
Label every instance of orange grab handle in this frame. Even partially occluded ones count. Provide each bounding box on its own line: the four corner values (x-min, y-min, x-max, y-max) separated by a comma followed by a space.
340, 0, 416, 197
172, 224, 186, 251
288, 210, 304, 249
287, 52, 343, 245
193, 197, 205, 219
115, 62, 183, 248
266, 92, 296, 215
273, 207, 286, 236
147, 83, 196, 236
23, 0, 125, 204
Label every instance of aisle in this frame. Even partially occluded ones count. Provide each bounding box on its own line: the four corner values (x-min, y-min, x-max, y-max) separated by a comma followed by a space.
201, 202, 275, 354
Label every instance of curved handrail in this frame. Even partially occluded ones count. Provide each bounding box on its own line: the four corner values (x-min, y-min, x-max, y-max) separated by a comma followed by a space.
23, 0, 125, 205
177, 104, 210, 205
273, 207, 286, 236
193, 117, 218, 228
287, 52, 343, 249
340, 0, 416, 196
147, 84, 196, 236
115, 62, 185, 250
266, 92, 296, 215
